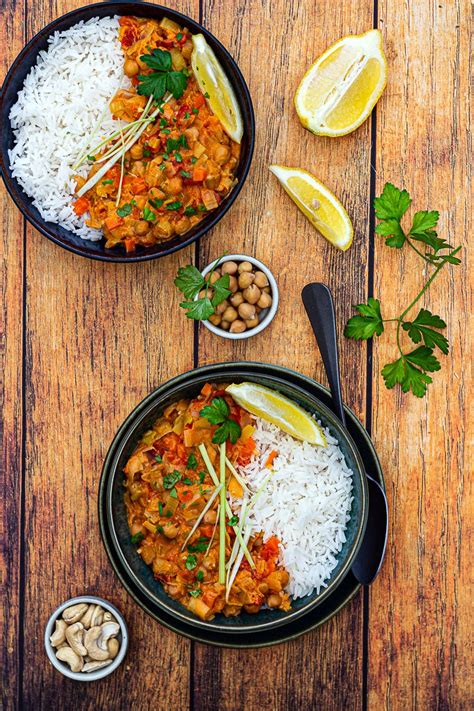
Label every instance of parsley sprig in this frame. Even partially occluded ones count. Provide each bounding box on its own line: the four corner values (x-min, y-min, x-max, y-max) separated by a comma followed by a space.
174, 255, 231, 321
137, 49, 188, 101
344, 184, 461, 398
200, 397, 241, 444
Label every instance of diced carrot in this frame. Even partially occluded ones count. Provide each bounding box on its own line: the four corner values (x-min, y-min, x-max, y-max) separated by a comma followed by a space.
201, 383, 213, 397
73, 197, 90, 216
265, 450, 278, 468
124, 238, 136, 253
192, 167, 207, 182
130, 178, 147, 195
104, 215, 124, 231
194, 93, 206, 109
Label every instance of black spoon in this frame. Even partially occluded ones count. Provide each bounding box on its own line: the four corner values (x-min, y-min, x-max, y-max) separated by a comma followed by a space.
302, 282, 388, 585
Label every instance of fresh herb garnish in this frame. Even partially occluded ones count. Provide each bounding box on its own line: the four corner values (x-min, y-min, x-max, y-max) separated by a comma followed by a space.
187, 453, 198, 470
192, 108, 199, 115
87, 155, 96, 162
182, 477, 194, 485
180, 170, 191, 178
155, 454, 162, 463
174, 256, 231, 321
162, 128, 171, 134
102, 179, 113, 185
190, 156, 198, 164
169, 487, 178, 498
166, 135, 188, 153
166, 201, 182, 211
187, 542, 208, 553
196, 570, 204, 582
149, 198, 164, 209
116, 203, 133, 217
143, 206, 156, 222
184, 111, 190, 119
174, 152, 183, 163
185, 554, 198, 570
184, 206, 197, 216
198, 471, 206, 484
160, 117, 168, 127
176, 32, 183, 40
228, 515, 239, 526
189, 588, 201, 597
204, 92, 210, 98
143, 148, 152, 157
131, 532, 144, 544
200, 397, 242, 444
156, 525, 164, 534
163, 471, 182, 489
158, 501, 164, 515
344, 183, 461, 397
137, 49, 188, 100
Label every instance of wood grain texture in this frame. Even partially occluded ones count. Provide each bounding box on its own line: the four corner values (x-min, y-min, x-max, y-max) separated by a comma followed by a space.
193, 1, 374, 709
17, 1, 197, 709
368, 1, 473, 710
0, 0, 25, 707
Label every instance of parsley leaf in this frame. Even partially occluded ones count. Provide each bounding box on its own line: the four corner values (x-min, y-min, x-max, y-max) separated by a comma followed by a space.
179, 297, 214, 321
374, 183, 412, 220
200, 397, 229, 424
196, 570, 204, 582
143, 206, 156, 222
187, 542, 208, 553
198, 471, 206, 484
116, 203, 133, 218
182, 477, 193, 485
130, 532, 144, 544
228, 515, 239, 526
163, 471, 182, 489
185, 554, 198, 570
189, 589, 201, 598
344, 298, 384, 340
402, 309, 448, 354
138, 49, 188, 100
210, 274, 231, 307
213, 419, 241, 445
141, 48, 172, 72
187, 453, 198, 470
174, 265, 205, 300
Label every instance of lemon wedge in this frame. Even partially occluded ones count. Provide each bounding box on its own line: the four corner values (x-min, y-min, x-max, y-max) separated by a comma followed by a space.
191, 34, 243, 143
226, 383, 327, 446
294, 29, 387, 137
269, 165, 353, 250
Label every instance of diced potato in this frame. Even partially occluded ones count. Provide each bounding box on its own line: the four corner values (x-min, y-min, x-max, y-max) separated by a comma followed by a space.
160, 16, 180, 32
170, 48, 186, 71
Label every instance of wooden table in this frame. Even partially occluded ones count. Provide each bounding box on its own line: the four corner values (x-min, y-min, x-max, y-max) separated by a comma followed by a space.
1, 0, 471, 708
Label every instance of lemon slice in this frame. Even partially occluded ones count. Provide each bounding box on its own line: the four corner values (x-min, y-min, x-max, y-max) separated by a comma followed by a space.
269, 165, 353, 250
226, 383, 327, 446
191, 34, 243, 143
294, 29, 387, 137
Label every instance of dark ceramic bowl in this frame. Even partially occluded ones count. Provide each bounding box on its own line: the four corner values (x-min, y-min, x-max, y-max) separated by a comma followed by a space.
0, 1, 255, 262
99, 362, 369, 635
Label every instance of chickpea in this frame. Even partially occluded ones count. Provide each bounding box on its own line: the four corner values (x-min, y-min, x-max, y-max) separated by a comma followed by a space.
208, 313, 221, 326
184, 126, 199, 143
262, 285, 271, 294
230, 292, 244, 308
163, 522, 179, 539
222, 306, 238, 323
221, 260, 238, 275
166, 176, 183, 195
220, 320, 230, 331
133, 161, 145, 176
124, 58, 139, 77
203, 555, 217, 570
134, 220, 150, 236
215, 299, 229, 315
208, 269, 221, 285
238, 302, 256, 321
181, 41, 193, 60
228, 275, 239, 293
245, 317, 260, 329
238, 261, 253, 273
238, 271, 255, 290
258, 582, 269, 594
267, 593, 282, 608
257, 291, 273, 309
243, 284, 261, 304
199, 288, 214, 300
253, 270, 269, 288
214, 145, 231, 165
230, 320, 246, 334
130, 143, 143, 160
174, 216, 191, 235
203, 510, 217, 524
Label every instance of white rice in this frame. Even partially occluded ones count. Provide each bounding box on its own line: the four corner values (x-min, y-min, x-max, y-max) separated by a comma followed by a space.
237, 418, 353, 599
8, 17, 127, 240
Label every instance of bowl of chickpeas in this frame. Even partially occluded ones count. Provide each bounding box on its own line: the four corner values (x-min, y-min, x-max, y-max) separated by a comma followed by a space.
198, 255, 279, 339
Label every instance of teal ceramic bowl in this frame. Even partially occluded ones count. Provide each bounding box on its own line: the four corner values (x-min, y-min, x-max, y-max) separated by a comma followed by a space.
100, 363, 368, 634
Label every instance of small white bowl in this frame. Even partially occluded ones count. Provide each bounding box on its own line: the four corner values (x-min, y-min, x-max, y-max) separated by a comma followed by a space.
199, 254, 279, 339
44, 595, 128, 682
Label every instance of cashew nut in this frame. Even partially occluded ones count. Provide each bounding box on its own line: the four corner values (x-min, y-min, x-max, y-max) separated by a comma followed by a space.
79, 604, 95, 629
56, 646, 84, 672
83, 659, 113, 673
89, 604, 104, 628
107, 638, 120, 659
65, 622, 87, 657
62, 603, 89, 624
103, 611, 116, 623
84, 621, 120, 661
50, 619, 67, 647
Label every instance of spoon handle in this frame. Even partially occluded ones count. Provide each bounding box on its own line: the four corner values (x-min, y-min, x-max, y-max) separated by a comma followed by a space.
302, 283, 346, 427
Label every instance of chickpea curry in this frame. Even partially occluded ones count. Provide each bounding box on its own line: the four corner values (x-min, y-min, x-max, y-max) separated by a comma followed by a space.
74, 16, 240, 252
124, 383, 291, 621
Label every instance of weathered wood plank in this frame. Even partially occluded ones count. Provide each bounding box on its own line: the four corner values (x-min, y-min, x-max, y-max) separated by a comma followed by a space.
369, 1, 472, 709
0, 0, 25, 706
194, 1, 374, 708
19, 1, 197, 708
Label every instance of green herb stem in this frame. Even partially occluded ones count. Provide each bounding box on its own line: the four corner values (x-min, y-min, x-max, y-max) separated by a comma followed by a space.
218, 444, 226, 585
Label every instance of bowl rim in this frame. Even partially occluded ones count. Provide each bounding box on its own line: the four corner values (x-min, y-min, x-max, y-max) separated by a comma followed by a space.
44, 595, 129, 681
99, 362, 369, 634
198, 254, 279, 339
0, 1, 255, 263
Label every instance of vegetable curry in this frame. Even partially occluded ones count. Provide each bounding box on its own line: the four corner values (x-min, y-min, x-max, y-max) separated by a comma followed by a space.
74, 16, 240, 252
124, 383, 291, 620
